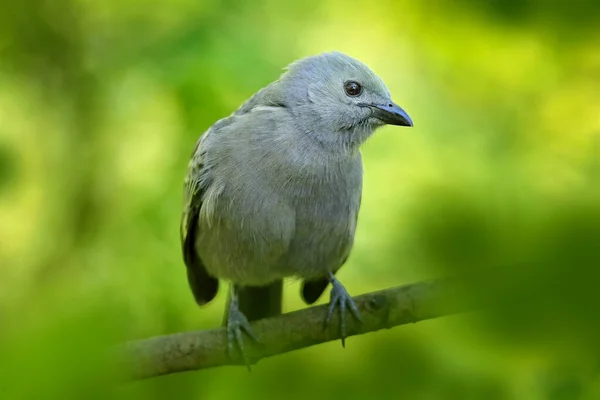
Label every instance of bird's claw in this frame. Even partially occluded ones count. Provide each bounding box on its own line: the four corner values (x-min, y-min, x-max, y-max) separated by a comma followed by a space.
226, 299, 259, 370
324, 276, 362, 347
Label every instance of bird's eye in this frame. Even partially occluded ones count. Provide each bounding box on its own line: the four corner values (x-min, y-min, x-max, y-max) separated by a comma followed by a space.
344, 81, 362, 97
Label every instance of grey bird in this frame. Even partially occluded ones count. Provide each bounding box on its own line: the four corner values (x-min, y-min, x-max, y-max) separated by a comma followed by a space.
180, 51, 412, 365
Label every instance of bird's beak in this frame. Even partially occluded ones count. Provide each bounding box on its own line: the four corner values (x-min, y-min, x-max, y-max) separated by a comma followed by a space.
368, 101, 413, 127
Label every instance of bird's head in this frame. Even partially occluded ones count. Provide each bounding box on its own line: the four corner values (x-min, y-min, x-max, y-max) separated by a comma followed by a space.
278, 51, 413, 151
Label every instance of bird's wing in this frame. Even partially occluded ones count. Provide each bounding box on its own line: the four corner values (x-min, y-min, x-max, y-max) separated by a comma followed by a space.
181, 134, 219, 305
301, 264, 341, 305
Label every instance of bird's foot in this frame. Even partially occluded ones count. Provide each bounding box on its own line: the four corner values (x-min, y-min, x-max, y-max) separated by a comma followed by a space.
324, 273, 363, 347
226, 297, 259, 370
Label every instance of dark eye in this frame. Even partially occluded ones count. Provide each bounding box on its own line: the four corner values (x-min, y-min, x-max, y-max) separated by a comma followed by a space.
344, 81, 362, 97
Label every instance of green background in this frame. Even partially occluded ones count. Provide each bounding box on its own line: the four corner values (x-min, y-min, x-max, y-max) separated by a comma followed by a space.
1, 0, 600, 398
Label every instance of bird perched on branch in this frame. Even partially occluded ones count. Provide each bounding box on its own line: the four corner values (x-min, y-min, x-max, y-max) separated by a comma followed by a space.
180, 51, 413, 366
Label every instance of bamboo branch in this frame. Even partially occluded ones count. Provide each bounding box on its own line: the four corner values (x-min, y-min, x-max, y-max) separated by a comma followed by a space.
115, 278, 470, 381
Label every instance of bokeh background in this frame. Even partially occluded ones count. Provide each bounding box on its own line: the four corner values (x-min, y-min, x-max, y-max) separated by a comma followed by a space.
1, 0, 600, 398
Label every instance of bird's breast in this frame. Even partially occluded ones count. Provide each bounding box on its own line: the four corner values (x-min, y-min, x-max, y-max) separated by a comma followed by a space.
274, 155, 363, 279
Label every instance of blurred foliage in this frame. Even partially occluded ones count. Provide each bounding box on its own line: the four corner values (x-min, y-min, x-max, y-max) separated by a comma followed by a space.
1, 0, 600, 398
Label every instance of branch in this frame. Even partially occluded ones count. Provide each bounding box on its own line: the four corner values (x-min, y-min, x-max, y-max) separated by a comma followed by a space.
115, 278, 470, 381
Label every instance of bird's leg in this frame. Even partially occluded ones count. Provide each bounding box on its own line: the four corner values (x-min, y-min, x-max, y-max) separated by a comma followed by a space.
226, 284, 259, 370
323, 272, 363, 347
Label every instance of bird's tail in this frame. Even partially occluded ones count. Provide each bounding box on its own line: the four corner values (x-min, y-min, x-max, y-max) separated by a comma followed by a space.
222, 280, 283, 325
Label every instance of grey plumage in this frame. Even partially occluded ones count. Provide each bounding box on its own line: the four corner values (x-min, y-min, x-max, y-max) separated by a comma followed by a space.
180, 51, 412, 362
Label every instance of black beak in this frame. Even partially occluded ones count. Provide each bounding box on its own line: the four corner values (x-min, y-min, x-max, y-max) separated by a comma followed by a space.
361, 101, 413, 127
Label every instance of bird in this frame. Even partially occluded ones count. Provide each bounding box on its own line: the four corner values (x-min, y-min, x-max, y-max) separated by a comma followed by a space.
180, 51, 413, 366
